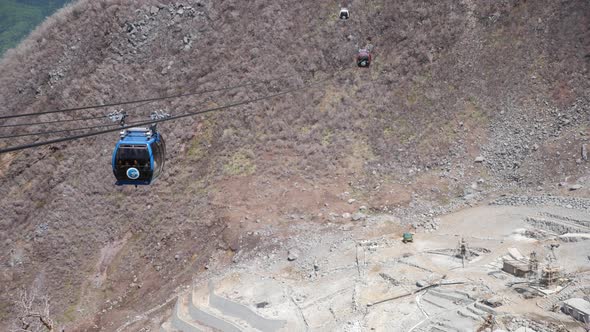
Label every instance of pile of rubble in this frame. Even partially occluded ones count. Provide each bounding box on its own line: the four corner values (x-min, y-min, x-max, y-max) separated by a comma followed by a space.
492, 195, 590, 211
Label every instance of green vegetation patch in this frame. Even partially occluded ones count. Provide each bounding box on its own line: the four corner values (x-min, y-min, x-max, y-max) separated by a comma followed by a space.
321, 128, 333, 146
187, 118, 215, 160
350, 138, 376, 161
0, 0, 70, 56
223, 149, 256, 176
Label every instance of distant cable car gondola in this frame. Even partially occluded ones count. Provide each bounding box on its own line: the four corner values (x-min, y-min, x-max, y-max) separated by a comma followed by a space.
112, 127, 166, 185
339, 7, 349, 19
356, 48, 371, 67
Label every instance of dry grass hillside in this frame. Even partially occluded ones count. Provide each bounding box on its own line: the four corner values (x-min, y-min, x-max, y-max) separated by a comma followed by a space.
0, 0, 588, 330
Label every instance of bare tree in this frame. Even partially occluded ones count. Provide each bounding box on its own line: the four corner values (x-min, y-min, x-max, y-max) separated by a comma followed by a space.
12, 289, 54, 332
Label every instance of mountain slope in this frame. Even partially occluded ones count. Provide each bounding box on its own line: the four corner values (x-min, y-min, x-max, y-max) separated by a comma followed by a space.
0, 0, 588, 330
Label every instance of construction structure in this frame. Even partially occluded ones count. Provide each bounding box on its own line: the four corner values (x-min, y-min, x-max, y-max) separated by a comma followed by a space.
528, 251, 539, 278
503, 259, 534, 278
539, 242, 562, 288
456, 237, 468, 268
561, 298, 590, 323
539, 266, 562, 288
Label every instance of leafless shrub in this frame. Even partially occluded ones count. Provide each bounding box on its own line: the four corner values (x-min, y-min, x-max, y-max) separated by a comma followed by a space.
11, 289, 54, 332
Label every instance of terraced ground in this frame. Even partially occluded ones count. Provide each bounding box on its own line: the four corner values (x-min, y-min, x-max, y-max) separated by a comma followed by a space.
139, 203, 590, 331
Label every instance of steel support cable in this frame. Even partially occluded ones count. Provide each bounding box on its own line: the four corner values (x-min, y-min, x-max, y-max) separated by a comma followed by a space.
0, 99, 215, 139
0, 114, 108, 128
0, 74, 293, 120
0, 70, 386, 141
0, 72, 341, 154
0, 98, 151, 128
0, 74, 214, 128
0, 122, 120, 139
0, 99, 153, 128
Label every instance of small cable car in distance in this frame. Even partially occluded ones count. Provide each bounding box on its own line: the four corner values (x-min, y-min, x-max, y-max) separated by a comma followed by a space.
339, 7, 349, 20
357, 48, 371, 67
112, 127, 166, 185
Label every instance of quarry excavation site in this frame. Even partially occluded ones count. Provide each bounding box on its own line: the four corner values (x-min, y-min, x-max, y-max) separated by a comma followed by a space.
0, 0, 589, 331
145, 200, 590, 332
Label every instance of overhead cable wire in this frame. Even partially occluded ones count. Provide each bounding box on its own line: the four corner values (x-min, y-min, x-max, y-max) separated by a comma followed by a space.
0, 99, 154, 128
0, 99, 214, 139
0, 114, 108, 128
0, 72, 340, 154
0, 74, 293, 120
0, 122, 121, 139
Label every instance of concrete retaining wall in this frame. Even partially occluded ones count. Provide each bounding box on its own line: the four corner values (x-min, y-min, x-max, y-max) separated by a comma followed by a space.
171, 297, 205, 332
474, 302, 497, 314
188, 291, 242, 332
428, 290, 472, 303
208, 281, 286, 332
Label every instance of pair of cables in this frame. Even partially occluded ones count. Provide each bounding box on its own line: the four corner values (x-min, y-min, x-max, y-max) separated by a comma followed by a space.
0, 69, 345, 154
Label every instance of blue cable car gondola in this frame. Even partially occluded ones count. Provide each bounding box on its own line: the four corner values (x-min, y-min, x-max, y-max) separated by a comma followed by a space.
112, 127, 166, 185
